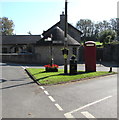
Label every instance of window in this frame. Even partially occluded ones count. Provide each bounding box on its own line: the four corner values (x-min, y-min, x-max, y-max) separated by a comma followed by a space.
72, 47, 77, 55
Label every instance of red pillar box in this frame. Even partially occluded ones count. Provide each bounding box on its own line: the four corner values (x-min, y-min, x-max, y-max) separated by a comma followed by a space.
84, 41, 96, 72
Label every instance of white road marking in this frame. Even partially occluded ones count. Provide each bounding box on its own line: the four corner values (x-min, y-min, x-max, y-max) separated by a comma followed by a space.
55, 104, 63, 111
64, 96, 112, 118
44, 90, 49, 95
21, 66, 29, 69
48, 96, 55, 102
40, 86, 45, 90
22, 65, 64, 113
68, 96, 112, 114
21, 66, 26, 69
64, 113, 75, 119
81, 111, 96, 118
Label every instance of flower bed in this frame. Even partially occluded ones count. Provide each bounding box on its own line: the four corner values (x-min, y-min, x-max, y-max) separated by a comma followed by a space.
44, 64, 59, 72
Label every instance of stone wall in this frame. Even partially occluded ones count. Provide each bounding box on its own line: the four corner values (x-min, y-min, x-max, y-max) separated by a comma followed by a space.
2, 44, 118, 64
1, 54, 40, 64
78, 46, 84, 62
103, 44, 119, 63
78, 44, 119, 63
34, 45, 80, 65
1, 45, 80, 65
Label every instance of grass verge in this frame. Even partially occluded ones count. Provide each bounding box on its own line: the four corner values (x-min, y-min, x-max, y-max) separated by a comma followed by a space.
26, 68, 116, 85
95, 42, 103, 45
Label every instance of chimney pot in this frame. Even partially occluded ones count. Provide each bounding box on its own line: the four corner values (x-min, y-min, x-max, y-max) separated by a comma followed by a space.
60, 12, 65, 30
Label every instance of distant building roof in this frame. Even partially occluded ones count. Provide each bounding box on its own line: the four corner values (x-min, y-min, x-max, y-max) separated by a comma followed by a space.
41, 12, 83, 44
1, 35, 41, 45
42, 21, 83, 37
37, 27, 80, 46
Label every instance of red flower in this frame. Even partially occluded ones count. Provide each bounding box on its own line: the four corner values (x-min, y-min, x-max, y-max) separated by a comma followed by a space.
52, 64, 59, 68
44, 64, 59, 68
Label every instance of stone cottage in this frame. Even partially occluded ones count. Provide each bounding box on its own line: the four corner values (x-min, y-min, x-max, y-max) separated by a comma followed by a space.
34, 12, 83, 64
34, 27, 81, 64
1, 12, 83, 64
1, 35, 41, 53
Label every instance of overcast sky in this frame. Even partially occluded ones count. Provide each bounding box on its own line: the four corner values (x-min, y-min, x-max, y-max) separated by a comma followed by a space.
0, 0, 118, 35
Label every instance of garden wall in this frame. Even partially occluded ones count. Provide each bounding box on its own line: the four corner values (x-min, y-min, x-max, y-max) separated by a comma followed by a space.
1, 45, 79, 65
1, 54, 41, 64
78, 44, 119, 63
1, 44, 119, 64
103, 44, 119, 63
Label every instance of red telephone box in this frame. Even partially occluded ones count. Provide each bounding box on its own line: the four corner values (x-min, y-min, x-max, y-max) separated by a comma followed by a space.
84, 41, 96, 72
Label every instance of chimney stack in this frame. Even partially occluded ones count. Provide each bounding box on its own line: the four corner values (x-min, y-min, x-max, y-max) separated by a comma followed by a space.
60, 11, 65, 31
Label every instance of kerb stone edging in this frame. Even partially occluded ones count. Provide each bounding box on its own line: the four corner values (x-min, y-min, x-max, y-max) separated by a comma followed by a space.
25, 69, 41, 86
24, 68, 117, 86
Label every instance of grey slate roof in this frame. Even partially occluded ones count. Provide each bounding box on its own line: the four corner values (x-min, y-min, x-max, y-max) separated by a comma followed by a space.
37, 27, 80, 46
1, 35, 41, 45
42, 21, 83, 37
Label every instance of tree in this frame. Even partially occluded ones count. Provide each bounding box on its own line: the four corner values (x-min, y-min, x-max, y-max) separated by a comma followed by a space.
99, 30, 116, 45
110, 18, 117, 31
0, 17, 14, 35
102, 20, 110, 30
76, 19, 118, 42
76, 19, 95, 41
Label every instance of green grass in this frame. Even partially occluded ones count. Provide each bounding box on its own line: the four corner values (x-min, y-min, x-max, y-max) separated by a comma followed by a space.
26, 68, 115, 85
95, 42, 103, 45
80, 41, 103, 46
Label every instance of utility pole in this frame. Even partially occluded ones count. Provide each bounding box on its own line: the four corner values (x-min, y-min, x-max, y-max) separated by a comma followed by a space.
65, 0, 68, 40
50, 34, 53, 66
64, 0, 68, 74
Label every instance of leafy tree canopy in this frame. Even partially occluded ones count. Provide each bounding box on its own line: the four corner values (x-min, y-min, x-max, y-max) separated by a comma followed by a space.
76, 18, 118, 42
99, 30, 117, 45
0, 17, 14, 35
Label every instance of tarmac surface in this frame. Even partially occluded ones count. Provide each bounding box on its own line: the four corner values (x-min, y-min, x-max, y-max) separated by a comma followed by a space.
0, 62, 118, 119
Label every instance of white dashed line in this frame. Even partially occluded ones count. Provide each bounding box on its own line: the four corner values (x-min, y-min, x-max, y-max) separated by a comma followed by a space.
21, 66, 26, 69
64, 113, 75, 119
48, 96, 55, 102
21, 66, 29, 69
23, 66, 64, 113
55, 104, 63, 111
81, 111, 96, 118
44, 90, 49, 95
40, 86, 45, 90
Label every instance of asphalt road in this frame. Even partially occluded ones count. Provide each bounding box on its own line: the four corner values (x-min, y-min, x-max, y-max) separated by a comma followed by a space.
1, 62, 118, 119
45, 74, 117, 119
1, 63, 64, 118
